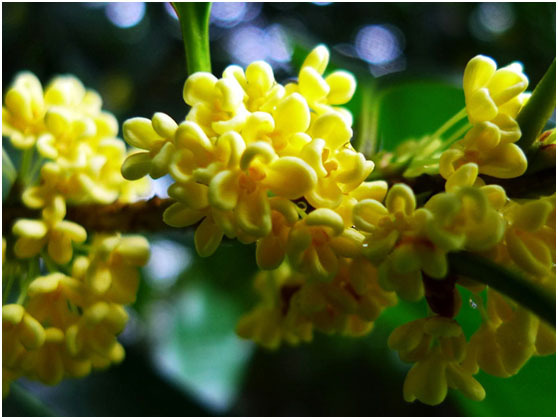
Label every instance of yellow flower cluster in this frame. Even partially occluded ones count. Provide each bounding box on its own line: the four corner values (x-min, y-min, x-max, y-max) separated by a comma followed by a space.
119, 47, 555, 405
236, 257, 397, 349
2, 73, 151, 396
123, 46, 374, 267
441, 55, 530, 180
382, 175, 555, 405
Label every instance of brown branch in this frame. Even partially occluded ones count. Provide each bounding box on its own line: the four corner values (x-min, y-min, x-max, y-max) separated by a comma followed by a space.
3, 196, 174, 234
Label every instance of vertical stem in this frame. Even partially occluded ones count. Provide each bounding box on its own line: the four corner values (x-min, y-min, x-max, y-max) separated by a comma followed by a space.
3, 270, 16, 304
19, 147, 35, 186
355, 81, 376, 156
516, 59, 556, 152
173, 2, 212, 75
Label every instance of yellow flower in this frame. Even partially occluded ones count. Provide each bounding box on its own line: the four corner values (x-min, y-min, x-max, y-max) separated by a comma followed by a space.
164, 122, 317, 248
65, 301, 127, 367
223, 61, 285, 114
2, 304, 52, 395
13, 196, 87, 264
236, 263, 313, 349
389, 316, 485, 405
26, 273, 84, 328
503, 195, 555, 277
440, 125, 527, 179
2, 72, 118, 152
121, 112, 178, 180
36, 105, 96, 161
183, 69, 248, 136
440, 55, 530, 180
21, 328, 69, 386
462, 290, 539, 378
286, 208, 363, 281
424, 184, 507, 254
256, 198, 301, 270
300, 113, 374, 209
209, 141, 317, 237
294, 257, 397, 336
2, 72, 46, 149
291, 45, 357, 122
463, 55, 528, 124
354, 184, 439, 300
77, 234, 150, 305
2, 305, 45, 387
240, 92, 311, 154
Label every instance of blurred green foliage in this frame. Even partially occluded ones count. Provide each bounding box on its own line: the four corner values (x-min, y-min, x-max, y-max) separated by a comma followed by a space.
2, 2, 556, 416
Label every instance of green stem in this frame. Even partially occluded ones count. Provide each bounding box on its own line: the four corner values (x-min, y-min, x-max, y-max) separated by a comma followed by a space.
448, 252, 556, 327
173, 2, 212, 75
3, 147, 17, 184
3, 270, 16, 304
19, 147, 35, 186
430, 107, 468, 141
16, 258, 40, 304
27, 156, 45, 184
355, 81, 376, 156
516, 58, 556, 152
436, 122, 471, 151
41, 251, 59, 274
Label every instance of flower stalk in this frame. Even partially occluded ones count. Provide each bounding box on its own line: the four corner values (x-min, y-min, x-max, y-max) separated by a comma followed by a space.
448, 251, 556, 327
173, 2, 212, 75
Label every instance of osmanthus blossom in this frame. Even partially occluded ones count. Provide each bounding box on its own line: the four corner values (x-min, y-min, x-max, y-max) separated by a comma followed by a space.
119, 46, 553, 405
3, 46, 555, 407
2, 73, 151, 395
440, 55, 530, 179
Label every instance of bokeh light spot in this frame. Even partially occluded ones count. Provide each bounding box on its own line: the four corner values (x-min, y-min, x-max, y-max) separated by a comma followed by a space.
105, 2, 146, 28
211, 2, 247, 28
227, 24, 292, 67
478, 3, 515, 34
355, 24, 404, 65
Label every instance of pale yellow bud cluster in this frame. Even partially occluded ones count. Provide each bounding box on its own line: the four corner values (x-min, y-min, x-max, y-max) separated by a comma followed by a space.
3, 72, 150, 203
116, 47, 556, 406
440, 55, 530, 180
389, 316, 485, 405
237, 257, 396, 349
373, 171, 555, 404
2, 234, 150, 395
123, 46, 372, 275
3, 73, 151, 395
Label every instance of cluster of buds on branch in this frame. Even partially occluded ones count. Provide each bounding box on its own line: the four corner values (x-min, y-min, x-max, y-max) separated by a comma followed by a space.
2, 39, 555, 405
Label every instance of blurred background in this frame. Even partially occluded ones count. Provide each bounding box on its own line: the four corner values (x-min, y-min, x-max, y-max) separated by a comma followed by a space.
2, 2, 556, 416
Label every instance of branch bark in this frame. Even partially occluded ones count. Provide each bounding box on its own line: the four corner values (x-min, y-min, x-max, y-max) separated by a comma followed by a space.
3, 197, 174, 234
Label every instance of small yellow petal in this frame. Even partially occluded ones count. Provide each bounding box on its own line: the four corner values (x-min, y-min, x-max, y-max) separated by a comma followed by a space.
325, 70, 356, 105
264, 157, 317, 200
195, 216, 224, 257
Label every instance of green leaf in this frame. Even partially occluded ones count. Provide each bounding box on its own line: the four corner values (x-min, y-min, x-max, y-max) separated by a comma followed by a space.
454, 355, 556, 416
516, 58, 556, 152
146, 241, 258, 413
376, 81, 465, 151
